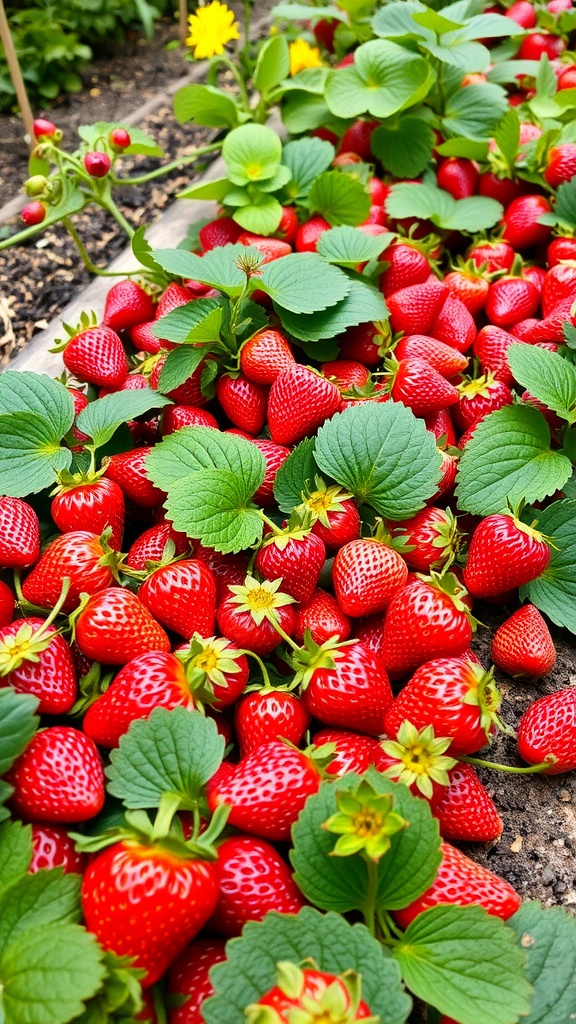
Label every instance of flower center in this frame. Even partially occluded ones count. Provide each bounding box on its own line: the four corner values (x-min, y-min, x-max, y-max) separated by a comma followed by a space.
246, 588, 276, 612
194, 649, 219, 672
306, 491, 333, 514
352, 809, 383, 837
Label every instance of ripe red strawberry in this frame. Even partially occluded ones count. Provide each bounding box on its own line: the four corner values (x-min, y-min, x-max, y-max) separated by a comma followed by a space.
0, 617, 77, 714
0, 497, 41, 567
479, 172, 524, 209
22, 531, 117, 612
558, 65, 576, 89
321, 359, 371, 393
502, 194, 552, 250
199, 216, 241, 251
393, 507, 460, 573
473, 325, 519, 385
506, 0, 537, 27
234, 689, 311, 756
255, 526, 326, 605
268, 365, 341, 445
0, 580, 15, 629
103, 279, 155, 332
131, 320, 164, 355
150, 354, 212, 406
518, 31, 566, 60
542, 262, 576, 317
491, 604, 556, 678
216, 373, 268, 435
194, 545, 249, 600
138, 559, 217, 639
339, 119, 378, 160
240, 329, 295, 384
176, 635, 249, 708
485, 276, 540, 328
125, 522, 190, 570
379, 242, 430, 296
6, 726, 104, 822
298, 639, 394, 736
167, 938, 227, 1024
155, 282, 196, 320
74, 588, 170, 664
207, 740, 324, 841
437, 158, 479, 199
518, 687, 576, 773
433, 449, 458, 501
454, 373, 513, 431
295, 588, 351, 645
251, 439, 290, 506
387, 277, 448, 335
276, 205, 299, 243
338, 321, 388, 366
424, 408, 456, 447
430, 293, 476, 353
161, 405, 219, 435
547, 236, 576, 265
82, 840, 219, 986
466, 240, 515, 274
380, 575, 474, 678
430, 763, 503, 842
237, 232, 292, 262
463, 513, 550, 598
63, 325, 128, 388
248, 964, 375, 1023
104, 448, 166, 507
443, 268, 489, 316
332, 538, 408, 617
313, 728, 380, 776
30, 823, 87, 874
393, 842, 521, 929
217, 577, 296, 656
210, 835, 305, 936
295, 216, 331, 253
51, 478, 125, 550
298, 484, 361, 552
389, 357, 459, 416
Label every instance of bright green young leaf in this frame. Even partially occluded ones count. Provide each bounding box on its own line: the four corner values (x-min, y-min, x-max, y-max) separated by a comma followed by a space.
522, 499, 576, 633
539, 176, 576, 230
0, 371, 74, 439
232, 192, 284, 235
157, 347, 207, 395
173, 83, 240, 127
75, 390, 172, 449
0, 412, 73, 497
325, 40, 433, 119
0, 922, 105, 1024
223, 124, 282, 186
145, 425, 265, 490
443, 82, 508, 139
273, 438, 319, 514
0, 821, 32, 893
394, 905, 532, 1024
131, 226, 164, 273
413, 7, 463, 32
372, 117, 435, 178
282, 94, 337, 135
317, 226, 394, 267
387, 181, 503, 232
281, 137, 335, 201
508, 344, 576, 423
449, 11, 523, 40
314, 402, 441, 517
371, 0, 430, 39
153, 298, 223, 345
277, 278, 388, 341
203, 906, 412, 1024
308, 170, 371, 227
151, 244, 258, 297
165, 468, 264, 554
178, 177, 231, 202
291, 770, 441, 914
0, 870, 81, 951
259, 252, 350, 313
254, 35, 290, 96
508, 902, 576, 1023
107, 707, 225, 810
456, 405, 572, 515
279, 67, 330, 96
440, 195, 503, 231
494, 107, 521, 169
436, 137, 490, 160
487, 59, 541, 83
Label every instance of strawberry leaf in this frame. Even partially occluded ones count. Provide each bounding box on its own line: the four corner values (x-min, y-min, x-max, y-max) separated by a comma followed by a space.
223, 124, 283, 187
393, 905, 532, 1024
508, 344, 576, 424
157, 346, 207, 394
152, 298, 223, 344
253, 35, 290, 97
0, 870, 81, 951
145, 426, 265, 491
151, 244, 257, 297
316, 226, 395, 267
75, 390, 172, 449
203, 906, 412, 1024
277, 278, 387, 341
273, 438, 319, 513
442, 82, 508, 139
281, 137, 335, 202
259, 253, 350, 313
173, 83, 240, 128
538, 176, 576, 230
522, 499, 576, 633
507, 901, 576, 1023
106, 707, 225, 810
290, 770, 441, 914
0, 688, 39, 820
372, 117, 435, 178
455, 406, 572, 515
165, 467, 265, 554
325, 40, 433, 119
307, 170, 371, 227
314, 402, 441, 518
0, 371, 74, 439
0, 821, 32, 892
386, 182, 502, 232
0, 413, 73, 496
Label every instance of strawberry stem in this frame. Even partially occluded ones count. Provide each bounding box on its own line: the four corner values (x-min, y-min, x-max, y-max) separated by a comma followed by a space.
239, 648, 272, 688
458, 755, 554, 774
258, 511, 284, 537
268, 614, 301, 653
362, 857, 378, 937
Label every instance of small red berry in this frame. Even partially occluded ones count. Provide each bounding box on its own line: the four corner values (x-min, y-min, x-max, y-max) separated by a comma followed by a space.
83, 152, 112, 178
109, 128, 131, 151
33, 118, 58, 139
21, 201, 46, 226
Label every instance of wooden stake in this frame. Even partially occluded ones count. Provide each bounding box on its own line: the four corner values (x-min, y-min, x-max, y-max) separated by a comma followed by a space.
0, 0, 35, 148
179, 0, 189, 43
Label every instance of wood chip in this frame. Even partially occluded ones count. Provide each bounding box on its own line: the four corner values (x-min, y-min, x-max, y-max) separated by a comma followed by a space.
510, 836, 523, 853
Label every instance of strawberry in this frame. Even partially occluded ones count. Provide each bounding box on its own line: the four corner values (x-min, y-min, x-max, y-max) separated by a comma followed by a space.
473, 325, 519, 385
463, 513, 550, 598
437, 158, 479, 199
321, 359, 371, 393
339, 119, 379, 160
454, 373, 513, 431
430, 763, 503, 842
276, 205, 299, 243
30, 823, 87, 874
430, 293, 477, 353
267, 365, 341, 445
379, 243, 430, 296
150, 354, 212, 406
501, 194, 552, 250
424, 408, 456, 447
299, 482, 361, 552
22, 531, 118, 612
389, 357, 459, 416
161, 405, 219, 435
297, 638, 394, 736
295, 588, 351, 645
387, 277, 448, 335
338, 321, 388, 366
518, 31, 566, 60
125, 522, 190, 570
175, 634, 249, 709
84, 151, 111, 178
167, 938, 227, 1024
485, 275, 539, 328
155, 282, 196, 320
558, 66, 576, 89
478, 172, 524, 209
234, 688, 311, 756
393, 842, 521, 929
21, 201, 46, 226
251, 439, 291, 506
74, 588, 170, 664
466, 240, 515, 274
207, 740, 325, 841
6, 726, 104, 822
0, 617, 77, 714
295, 216, 331, 253
210, 835, 305, 936
240, 329, 295, 384
433, 449, 458, 501
216, 373, 268, 435
517, 687, 576, 773
332, 538, 408, 617
236, 233, 292, 262
103, 280, 155, 332
0, 497, 40, 567
506, 0, 537, 27
105, 448, 166, 507
0, 581, 15, 629
380, 575, 474, 678
373, 720, 456, 800
199, 216, 241, 250
255, 525, 326, 605
541, 262, 576, 317
51, 478, 125, 550
194, 545, 249, 600
81, 839, 219, 987
491, 604, 556, 678
247, 964, 375, 1023
443, 267, 489, 317
393, 507, 460, 573
313, 728, 380, 776
131, 321, 164, 355
138, 560, 217, 639
217, 576, 296, 656
63, 325, 128, 389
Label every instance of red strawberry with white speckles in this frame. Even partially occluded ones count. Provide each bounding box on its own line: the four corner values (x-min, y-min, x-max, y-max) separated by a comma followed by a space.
491, 605, 556, 678
463, 513, 550, 598
518, 688, 576, 773
268, 365, 341, 445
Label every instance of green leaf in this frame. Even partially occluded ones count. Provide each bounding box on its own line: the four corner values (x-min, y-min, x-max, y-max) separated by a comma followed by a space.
540, 176, 576, 231
372, 117, 435, 178
151, 244, 256, 298
153, 298, 223, 345
0, 821, 32, 894
0, 923, 105, 1024
522, 499, 576, 633
436, 137, 490, 160
426, 39, 491, 73
173, 83, 239, 128
386, 181, 503, 232
394, 905, 532, 1024
451, 11, 523, 39
291, 770, 441, 914
508, 901, 576, 1024
0, 870, 81, 951
440, 195, 503, 232
259, 252, 350, 313
372, 1, 431, 40
0, 371, 74, 439
314, 402, 441, 517
106, 706, 225, 809
178, 178, 231, 202
443, 83, 508, 139
494, 107, 520, 169
254, 35, 290, 97
232, 192, 284, 235
0, 688, 39, 779
455, 405, 572, 515
325, 40, 433, 119
223, 125, 282, 187
487, 59, 541, 84
75, 390, 172, 449
79, 121, 163, 157
273, 438, 319, 514
308, 170, 371, 227
564, 322, 576, 350
272, 2, 345, 19
413, 7, 463, 32
317, 226, 394, 268
508, 344, 576, 424
157, 347, 207, 395
131, 225, 164, 273
165, 468, 264, 554
281, 137, 335, 201
145, 424, 266, 491
276, 278, 388, 342
282, 94, 336, 135
204, 906, 411, 1024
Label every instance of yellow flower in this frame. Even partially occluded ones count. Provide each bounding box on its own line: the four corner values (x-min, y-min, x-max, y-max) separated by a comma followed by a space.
289, 38, 323, 76
186, 1, 240, 59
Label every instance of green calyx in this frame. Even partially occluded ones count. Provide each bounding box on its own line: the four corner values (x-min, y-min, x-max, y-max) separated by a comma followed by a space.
461, 662, 511, 741
297, 477, 354, 529
0, 577, 71, 676
456, 370, 497, 401
323, 778, 409, 862
380, 720, 457, 800
177, 632, 244, 706
420, 570, 478, 627
291, 632, 353, 690
245, 961, 380, 1024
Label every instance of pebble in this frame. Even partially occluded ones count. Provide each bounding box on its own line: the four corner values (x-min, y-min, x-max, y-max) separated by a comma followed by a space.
541, 866, 556, 885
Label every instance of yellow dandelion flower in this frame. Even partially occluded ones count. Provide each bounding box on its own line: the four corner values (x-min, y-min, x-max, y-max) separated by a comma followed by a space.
187, 1, 240, 59
289, 38, 324, 76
